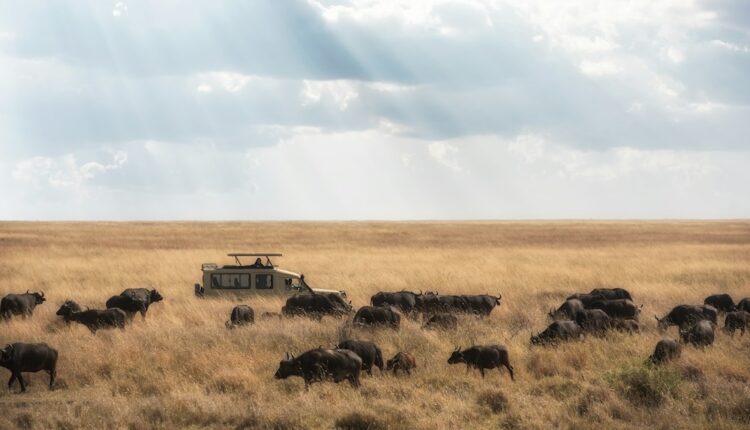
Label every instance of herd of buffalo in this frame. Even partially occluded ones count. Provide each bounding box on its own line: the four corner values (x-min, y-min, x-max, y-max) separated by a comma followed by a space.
1, 287, 750, 392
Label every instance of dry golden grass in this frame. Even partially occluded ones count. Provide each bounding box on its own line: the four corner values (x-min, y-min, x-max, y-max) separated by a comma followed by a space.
0, 221, 749, 430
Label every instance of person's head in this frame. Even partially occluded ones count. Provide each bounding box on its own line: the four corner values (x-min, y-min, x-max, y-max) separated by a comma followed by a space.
255, 258, 262, 265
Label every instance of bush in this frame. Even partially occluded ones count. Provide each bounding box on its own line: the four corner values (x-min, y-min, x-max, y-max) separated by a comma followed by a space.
334, 412, 386, 430
477, 390, 510, 414
607, 366, 682, 408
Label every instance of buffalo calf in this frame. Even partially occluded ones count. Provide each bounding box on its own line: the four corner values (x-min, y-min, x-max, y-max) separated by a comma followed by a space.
680, 320, 715, 347
723, 311, 750, 337
530, 321, 583, 345
226, 305, 254, 329
648, 339, 681, 364
386, 352, 416, 376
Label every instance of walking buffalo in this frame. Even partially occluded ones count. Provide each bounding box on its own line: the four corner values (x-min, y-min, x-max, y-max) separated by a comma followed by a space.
226, 305, 254, 329
704, 294, 736, 313
462, 294, 502, 316
655, 305, 718, 332
282, 293, 351, 320
723, 311, 750, 337
590, 287, 633, 301
274, 348, 362, 390
0, 343, 58, 392
575, 309, 612, 335
121, 288, 164, 306
566, 293, 606, 307
423, 313, 458, 330
680, 320, 715, 347
447, 345, 514, 380
1, 291, 46, 320
105, 295, 148, 320
531, 321, 583, 345
353, 306, 401, 329
549, 299, 585, 321
56, 305, 127, 333
386, 352, 416, 376
587, 299, 641, 320
336, 339, 384, 375
56, 300, 83, 323
737, 298, 750, 313
648, 339, 681, 364
370, 290, 422, 315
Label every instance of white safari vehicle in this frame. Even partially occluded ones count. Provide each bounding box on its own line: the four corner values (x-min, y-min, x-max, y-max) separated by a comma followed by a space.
194, 253, 346, 298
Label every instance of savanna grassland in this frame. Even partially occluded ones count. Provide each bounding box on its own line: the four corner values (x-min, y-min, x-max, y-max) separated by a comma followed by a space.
1, 221, 750, 430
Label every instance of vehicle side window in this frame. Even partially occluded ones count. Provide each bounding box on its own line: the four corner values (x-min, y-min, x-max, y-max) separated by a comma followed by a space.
255, 274, 273, 290
211, 275, 220, 288
221, 274, 238, 288
211, 274, 251, 289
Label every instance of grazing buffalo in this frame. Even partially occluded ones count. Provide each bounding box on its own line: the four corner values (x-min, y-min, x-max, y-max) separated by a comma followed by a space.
226, 305, 254, 329
566, 293, 606, 307
530, 321, 583, 345
282, 294, 351, 320
575, 309, 612, 335
612, 319, 640, 334
655, 305, 717, 332
549, 299, 585, 321
105, 295, 147, 320
56, 305, 127, 333
423, 313, 458, 330
56, 300, 83, 322
353, 306, 401, 329
419, 294, 468, 314
370, 291, 422, 315
723, 311, 750, 337
1, 291, 46, 320
0, 343, 58, 392
121, 288, 164, 306
386, 352, 416, 376
587, 299, 641, 320
680, 320, 715, 347
462, 294, 503, 316
447, 345, 514, 380
648, 339, 681, 364
274, 348, 362, 390
336, 340, 384, 375
737, 298, 750, 313
704, 294, 736, 313
590, 287, 633, 301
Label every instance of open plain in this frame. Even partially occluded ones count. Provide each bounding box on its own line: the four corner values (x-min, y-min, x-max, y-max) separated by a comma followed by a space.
1, 221, 749, 429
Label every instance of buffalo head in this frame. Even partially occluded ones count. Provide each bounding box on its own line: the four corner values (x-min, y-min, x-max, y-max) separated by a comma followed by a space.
56, 300, 81, 317
33, 291, 46, 304
274, 353, 300, 379
654, 315, 669, 333
0, 344, 11, 364
447, 346, 464, 364
149, 290, 164, 303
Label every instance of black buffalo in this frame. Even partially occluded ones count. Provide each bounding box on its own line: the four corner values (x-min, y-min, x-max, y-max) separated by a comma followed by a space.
336, 339, 384, 375
423, 313, 458, 330
282, 294, 351, 320
737, 298, 750, 313
447, 345, 514, 380
575, 309, 612, 335
226, 305, 254, 329
549, 299, 585, 321
274, 348, 362, 390
612, 319, 640, 333
1, 291, 46, 320
462, 294, 502, 316
105, 295, 148, 320
566, 293, 606, 307
530, 320, 583, 345
704, 294, 736, 313
353, 306, 401, 328
56, 300, 83, 323
370, 290, 422, 315
680, 320, 715, 347
56, 304, 127, 333
418, 293, 468, 314
723, 311, 750, 337
121, 288, 164, 305
0, 343, 58, 392
655, 305, 718, 332
386, 352, 416, 376
587, 299, 641, 320
590, 287, 633, 301
648, 339, 681, 364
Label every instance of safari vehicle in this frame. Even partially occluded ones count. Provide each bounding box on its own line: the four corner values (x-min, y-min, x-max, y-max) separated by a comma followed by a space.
194, 253, 346, 298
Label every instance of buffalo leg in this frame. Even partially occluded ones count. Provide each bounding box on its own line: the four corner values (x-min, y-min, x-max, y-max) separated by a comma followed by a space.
48, 369, 56, 389
392, 368, 398, 376
17, 373, 26, 392
405, 368, 411, 375
480, 368, 485, 378
503, 364, 515, 381
8, 373, 16, 389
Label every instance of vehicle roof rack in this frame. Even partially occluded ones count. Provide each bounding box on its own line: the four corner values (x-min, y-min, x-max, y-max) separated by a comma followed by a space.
227, 253, 282, 257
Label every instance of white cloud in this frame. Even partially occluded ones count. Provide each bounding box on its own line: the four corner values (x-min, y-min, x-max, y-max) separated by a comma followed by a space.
428, 141, 462, 172
112, 2, 128, 17
12, 151, 128, 188
196, 83, 213, 93
578, 60, 620, 76
301, 80, 359, 111
507, 134, 545, 162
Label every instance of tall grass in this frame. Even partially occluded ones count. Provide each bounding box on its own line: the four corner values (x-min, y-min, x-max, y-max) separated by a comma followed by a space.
0, 221, 749, 429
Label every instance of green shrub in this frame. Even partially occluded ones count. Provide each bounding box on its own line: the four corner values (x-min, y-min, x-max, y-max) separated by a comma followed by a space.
607, 365, 682, 408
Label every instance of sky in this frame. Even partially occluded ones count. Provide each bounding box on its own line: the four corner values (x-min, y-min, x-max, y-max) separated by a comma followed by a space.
1, 0, 749, 220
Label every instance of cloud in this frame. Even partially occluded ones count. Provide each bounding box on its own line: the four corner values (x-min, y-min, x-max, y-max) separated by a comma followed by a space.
12, 151, 128, 188
428, 142, 462, 172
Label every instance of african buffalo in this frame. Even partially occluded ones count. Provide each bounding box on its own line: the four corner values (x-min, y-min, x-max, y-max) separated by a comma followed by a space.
1, 291, 46, 320
418, 294, 469, 315
655, 305, 717, 332
680, 320, 715, 347
423, 313, 458, 330
462, 294, 502, 316
274, 348, 362, 390
353, 306, 401, 329
737, 298, 750, 313
648, 339, 681, 364
0, 343, 58, 392
56, 305, 127, 333
336, 339, 384, 375
530, 320, 583, 345
105, 295, 147, 320
566, 293, 606, 307
56, 300, 83, 323
386, 352, 416, 376
226, 305, 254, 329
549, 299, 585, 321
590, 287, 633, 301
704, 294, 736, 313
587, 299, 641, 320
575, 309, 612, 335
447, 345, 514, 380
723, 311, 750, 337
370, 290, 422, 315
612, 319, 640, 333
121, 288, 164, 305
282, 293, 351, 320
